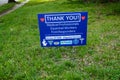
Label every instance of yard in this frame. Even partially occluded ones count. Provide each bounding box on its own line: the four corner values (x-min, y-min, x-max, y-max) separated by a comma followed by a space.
0, 0, 120, 79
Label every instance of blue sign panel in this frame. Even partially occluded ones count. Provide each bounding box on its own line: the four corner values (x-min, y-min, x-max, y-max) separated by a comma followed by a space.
38, 12, 88, 47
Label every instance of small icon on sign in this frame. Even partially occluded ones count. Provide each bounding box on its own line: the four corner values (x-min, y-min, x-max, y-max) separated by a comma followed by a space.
60, 40, 72, 45
40, 18, 45, 22
80, 38, 84, 44
54, 42, 60, 45
48, 41, 53, 45
73, 39, 79, 44
81, 16, 86, 20
42, 39, 47, 46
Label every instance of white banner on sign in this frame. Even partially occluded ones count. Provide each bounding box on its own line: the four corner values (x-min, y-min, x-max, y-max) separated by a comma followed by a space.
45, 35, 81, 40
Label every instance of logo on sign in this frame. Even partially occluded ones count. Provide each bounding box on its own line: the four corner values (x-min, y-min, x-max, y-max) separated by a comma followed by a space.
48, 41, 53, 45
60, 40, 72, 45
73, 39, 79, 44
54, 42, 60, 45
42, 39, 47, 46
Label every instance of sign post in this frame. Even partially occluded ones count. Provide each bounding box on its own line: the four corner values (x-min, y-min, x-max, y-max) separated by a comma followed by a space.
38, 12, 88, 47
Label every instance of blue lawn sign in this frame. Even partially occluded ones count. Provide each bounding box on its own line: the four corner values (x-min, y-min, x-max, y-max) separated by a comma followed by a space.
38, 12, 88, 47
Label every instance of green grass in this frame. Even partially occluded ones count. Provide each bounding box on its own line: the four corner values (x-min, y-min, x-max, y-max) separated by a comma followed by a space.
0, 0, 120, 79
0, 3, 15, 14
17, 0, 26, 2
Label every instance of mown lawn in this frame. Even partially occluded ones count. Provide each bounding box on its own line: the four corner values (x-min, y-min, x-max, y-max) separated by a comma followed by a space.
0, 0, 120, 80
